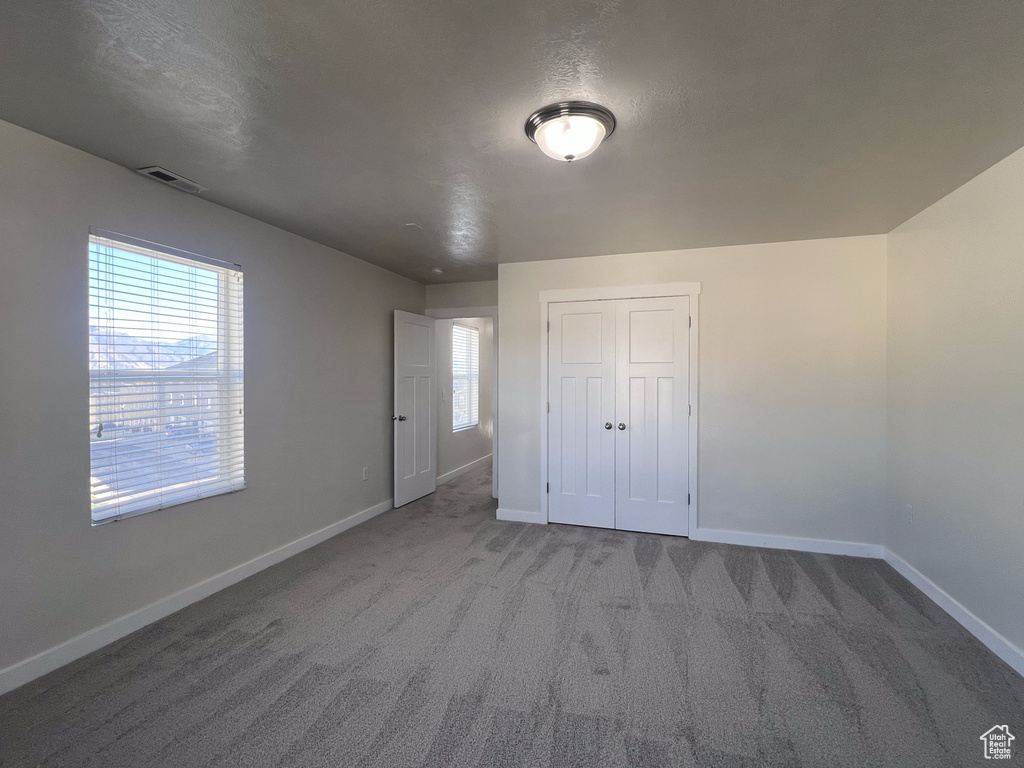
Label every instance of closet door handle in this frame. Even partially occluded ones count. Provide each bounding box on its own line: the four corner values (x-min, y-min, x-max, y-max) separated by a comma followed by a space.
604, 422, 613, 430
618, 422, 626, 430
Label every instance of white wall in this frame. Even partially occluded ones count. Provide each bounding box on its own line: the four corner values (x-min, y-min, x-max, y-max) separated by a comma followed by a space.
425, 280, 498, 310
498, 236, 888, 543
887, 147, 1024, 655
0, 119, 424, 674
435, 317, 494, 480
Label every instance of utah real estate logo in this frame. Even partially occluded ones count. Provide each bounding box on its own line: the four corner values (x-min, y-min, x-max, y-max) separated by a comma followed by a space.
980, 725, 1014, 759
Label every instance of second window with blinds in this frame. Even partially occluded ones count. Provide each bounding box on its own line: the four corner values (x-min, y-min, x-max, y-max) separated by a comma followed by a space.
451, 323, 479, 432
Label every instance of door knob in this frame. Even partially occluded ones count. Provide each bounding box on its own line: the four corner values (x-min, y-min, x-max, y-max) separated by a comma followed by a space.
618, 422, 626, 430
604, 422, 613, 430
397, 415, 407, 422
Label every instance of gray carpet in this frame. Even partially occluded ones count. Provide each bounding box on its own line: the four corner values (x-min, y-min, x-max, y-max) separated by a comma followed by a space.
1, 464, 1021, 767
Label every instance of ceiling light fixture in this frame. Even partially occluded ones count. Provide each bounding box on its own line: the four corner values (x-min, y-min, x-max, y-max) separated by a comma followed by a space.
430, 267, 444, 275
524, 101, 616, 162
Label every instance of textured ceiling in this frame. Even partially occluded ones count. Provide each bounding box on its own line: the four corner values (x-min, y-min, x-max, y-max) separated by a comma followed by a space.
1, 0, 1023, 283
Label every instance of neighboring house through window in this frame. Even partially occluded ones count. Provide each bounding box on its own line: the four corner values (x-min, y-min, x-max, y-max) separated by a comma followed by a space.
452, 323, 479, 431
88, 229, 244, 523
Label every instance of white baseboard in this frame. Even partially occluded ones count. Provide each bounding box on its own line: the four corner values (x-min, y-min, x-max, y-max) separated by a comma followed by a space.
883, 550, 1024, 677
496, 508, 547, 525
437, 454, 492, 486
692, 526, 1024, 676
691, 527, 886, 559
0, 497, 394, 696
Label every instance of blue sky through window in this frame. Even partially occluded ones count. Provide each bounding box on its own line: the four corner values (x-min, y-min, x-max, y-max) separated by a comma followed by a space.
89, 242, 222, 370
89, 243, 219, 342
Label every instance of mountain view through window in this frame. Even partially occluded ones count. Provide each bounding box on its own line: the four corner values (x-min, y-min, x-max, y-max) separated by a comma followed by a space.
89, 232, 244, 522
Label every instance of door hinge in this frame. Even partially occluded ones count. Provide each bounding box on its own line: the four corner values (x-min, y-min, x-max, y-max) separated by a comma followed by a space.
547, 320, 550, 333
688, 403, 691, 416
547, 401, 550, 413
688, 493, 691, 505
546, 483, 550, 493
689, 316, 692, 328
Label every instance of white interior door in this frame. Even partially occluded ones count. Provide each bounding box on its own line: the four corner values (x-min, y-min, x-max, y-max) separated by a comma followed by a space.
547, 301, 616, 528
394, 310, 436, 507
614, 297, 690, 535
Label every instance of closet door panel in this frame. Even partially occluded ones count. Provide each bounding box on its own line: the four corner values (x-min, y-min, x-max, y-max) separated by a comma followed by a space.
548, 301, 616, 528
615, 297, 690, 535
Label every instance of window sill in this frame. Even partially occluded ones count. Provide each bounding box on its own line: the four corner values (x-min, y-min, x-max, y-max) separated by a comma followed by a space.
91, 484, 246, 527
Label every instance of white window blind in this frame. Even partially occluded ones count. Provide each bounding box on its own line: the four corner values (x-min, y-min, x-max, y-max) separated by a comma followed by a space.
452, 323, 479, 431
88, 230, 244, 524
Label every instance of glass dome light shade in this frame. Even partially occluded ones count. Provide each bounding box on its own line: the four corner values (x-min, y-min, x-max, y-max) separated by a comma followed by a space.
533, 115, 606, 162
525, 101, 616, 162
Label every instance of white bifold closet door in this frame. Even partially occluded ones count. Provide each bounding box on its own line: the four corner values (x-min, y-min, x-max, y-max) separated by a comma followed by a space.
548, 301, 617, 529
548, 296, 690, 536
614, 296, 690, 535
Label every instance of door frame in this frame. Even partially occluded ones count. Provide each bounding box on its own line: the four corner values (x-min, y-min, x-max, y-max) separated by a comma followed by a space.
426, 305, 498, 499
539, 283, 701, 533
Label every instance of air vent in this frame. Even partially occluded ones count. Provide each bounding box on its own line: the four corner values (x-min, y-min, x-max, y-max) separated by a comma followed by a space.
136, 166, 207, 195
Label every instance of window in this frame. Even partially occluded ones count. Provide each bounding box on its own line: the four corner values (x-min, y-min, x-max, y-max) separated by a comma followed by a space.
451, 323, 480, 431
88, 229, 244, 524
